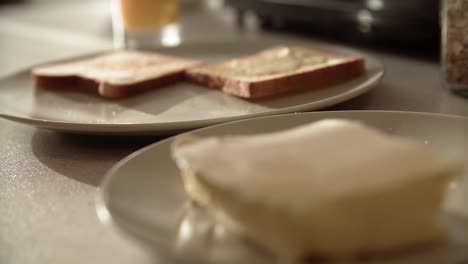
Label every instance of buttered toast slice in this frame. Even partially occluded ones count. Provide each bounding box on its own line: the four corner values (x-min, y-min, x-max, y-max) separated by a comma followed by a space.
186, 46, 365, 99
33, 51, 199, 99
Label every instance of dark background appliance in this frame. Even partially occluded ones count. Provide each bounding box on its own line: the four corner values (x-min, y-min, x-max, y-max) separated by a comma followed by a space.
227, 0, 441, 57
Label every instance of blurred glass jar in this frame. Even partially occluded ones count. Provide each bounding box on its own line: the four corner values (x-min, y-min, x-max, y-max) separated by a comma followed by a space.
442, 0, 468, 97
111, 0, 181, 49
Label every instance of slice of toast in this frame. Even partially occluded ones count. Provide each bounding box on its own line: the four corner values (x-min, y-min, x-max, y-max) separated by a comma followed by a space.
32, 50, 199, 99
186, 46, 365, 99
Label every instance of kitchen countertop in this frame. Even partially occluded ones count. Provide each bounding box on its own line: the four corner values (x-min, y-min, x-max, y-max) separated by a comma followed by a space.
0, 1, 467, 263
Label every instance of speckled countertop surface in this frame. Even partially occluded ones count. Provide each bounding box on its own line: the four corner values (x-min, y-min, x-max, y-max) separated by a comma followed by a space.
0, 122, 156, 263
0, 1, 467, 264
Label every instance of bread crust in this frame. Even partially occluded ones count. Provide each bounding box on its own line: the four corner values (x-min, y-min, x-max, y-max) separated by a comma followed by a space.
32, 51, 198, 99
186, 47, 365, 99
33, 70, 185, 99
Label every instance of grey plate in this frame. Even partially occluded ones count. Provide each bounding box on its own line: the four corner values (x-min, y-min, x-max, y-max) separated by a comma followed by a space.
0, 41, 383, 135
97, 110, 468, 264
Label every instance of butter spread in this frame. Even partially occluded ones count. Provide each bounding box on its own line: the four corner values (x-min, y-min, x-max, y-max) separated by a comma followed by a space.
172, 119, 463, 258
218, 46, 329, 77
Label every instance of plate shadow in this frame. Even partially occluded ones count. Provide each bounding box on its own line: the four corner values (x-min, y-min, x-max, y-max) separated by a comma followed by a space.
31, 130, 165, 186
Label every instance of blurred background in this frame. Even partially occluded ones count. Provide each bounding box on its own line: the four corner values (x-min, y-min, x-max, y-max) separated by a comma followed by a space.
0, 0, 441, 76
228, 0, 440, 53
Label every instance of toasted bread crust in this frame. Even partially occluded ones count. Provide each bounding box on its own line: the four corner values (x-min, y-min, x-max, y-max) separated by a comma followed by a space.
32, 51, 198, 99
33, 71, 185, 99
186, 47, 366, 99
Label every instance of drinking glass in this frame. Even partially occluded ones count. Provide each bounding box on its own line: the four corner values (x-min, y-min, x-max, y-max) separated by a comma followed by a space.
111, 0, 181, 49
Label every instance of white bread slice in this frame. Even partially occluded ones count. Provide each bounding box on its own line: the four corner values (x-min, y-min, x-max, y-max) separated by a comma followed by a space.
172, 119, 464, 259
186, 46, 365, 99
32, 50, 199, 98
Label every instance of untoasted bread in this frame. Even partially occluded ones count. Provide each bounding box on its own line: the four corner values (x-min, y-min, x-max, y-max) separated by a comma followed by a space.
32, 51, 199, 99
186, 46, 365, 99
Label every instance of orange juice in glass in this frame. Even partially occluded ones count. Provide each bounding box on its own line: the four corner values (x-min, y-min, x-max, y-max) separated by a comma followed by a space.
111, 0, 181, 49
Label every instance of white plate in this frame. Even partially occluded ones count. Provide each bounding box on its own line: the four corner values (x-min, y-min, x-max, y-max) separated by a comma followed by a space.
0, 42, 383, 135
97, 110, 468, 264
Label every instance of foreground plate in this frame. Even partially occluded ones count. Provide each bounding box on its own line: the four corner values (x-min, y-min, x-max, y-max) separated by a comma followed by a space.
0, 42, 383, 135
97, 111, 468, 263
